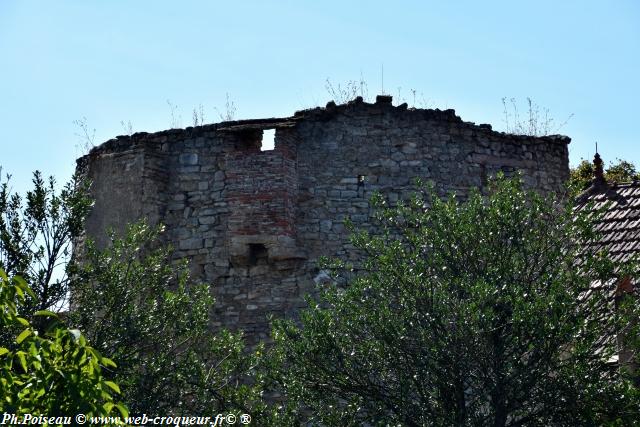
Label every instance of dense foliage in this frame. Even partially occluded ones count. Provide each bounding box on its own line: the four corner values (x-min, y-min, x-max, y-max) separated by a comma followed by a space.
4, 164, 640, 424
0, 269, 127, 417
0, 171, 91, 313
271, 176, 640, 426
0, 171, 91, 349
69, 221, 266, 416
0, 171, 268, 419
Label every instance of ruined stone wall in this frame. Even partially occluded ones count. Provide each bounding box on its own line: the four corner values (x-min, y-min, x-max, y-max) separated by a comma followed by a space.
78, 96, 570, 343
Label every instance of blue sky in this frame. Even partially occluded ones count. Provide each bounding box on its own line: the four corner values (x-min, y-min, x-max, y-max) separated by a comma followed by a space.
1, 1, 638, 193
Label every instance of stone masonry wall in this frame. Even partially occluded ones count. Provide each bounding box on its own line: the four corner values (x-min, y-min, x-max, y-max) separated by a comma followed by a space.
78, 96, 570, 343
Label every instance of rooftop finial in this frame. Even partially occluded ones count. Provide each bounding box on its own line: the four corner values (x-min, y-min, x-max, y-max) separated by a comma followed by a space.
593, 144, 606, 185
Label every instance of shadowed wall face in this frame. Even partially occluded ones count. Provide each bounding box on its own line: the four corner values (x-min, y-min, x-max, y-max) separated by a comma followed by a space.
78, 97, 570, 343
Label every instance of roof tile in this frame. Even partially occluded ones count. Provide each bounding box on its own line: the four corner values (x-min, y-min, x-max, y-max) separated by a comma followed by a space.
580, 182, 640, 263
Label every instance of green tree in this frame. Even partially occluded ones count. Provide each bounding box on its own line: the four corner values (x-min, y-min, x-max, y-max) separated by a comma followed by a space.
570, 158, 640, 191
0, 170, 269, 419
69, 221, 266, 416
0, 269, 127, 418
0, 171, 91, 316
271, 176, 639, 426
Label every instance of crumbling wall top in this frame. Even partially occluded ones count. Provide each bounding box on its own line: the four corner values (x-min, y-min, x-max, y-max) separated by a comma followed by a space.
78, 96, 570, 164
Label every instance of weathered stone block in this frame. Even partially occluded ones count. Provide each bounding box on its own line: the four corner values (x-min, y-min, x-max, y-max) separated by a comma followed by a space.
179, 238, 203, 250
340, 177, 358, 184
179, 153, 199, 165
320, 220, 332, 232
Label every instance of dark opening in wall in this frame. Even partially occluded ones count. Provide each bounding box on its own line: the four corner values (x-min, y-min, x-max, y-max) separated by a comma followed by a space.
261, 129, 275, 151
236, 129, 263, 151
248, 243, 268, 266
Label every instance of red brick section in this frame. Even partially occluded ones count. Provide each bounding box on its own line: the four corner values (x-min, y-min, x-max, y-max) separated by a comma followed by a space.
225, 141, 297, 238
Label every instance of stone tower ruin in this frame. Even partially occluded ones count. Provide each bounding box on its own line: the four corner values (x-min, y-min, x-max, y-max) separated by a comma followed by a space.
77, 95, 570, 342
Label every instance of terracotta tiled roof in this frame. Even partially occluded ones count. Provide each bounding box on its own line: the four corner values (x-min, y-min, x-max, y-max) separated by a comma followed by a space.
576, 155, 638, 369
579, 176, 640, 264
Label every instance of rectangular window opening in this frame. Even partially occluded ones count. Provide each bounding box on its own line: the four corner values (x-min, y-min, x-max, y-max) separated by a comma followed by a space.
261, 129, 276, 151
248, 243, 269, 266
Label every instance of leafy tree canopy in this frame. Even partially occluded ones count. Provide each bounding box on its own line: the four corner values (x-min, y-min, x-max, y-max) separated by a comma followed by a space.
570, 158, 640, 191
271, 175, 640, 426
69, 221, 268, 417
0, 269, 127, 418
1, 170, 269, 419
0, 171, 91, 319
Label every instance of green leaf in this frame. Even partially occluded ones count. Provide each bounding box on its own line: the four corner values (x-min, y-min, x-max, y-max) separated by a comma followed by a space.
13, 276, 36, 299
101, 357, 117, 368
115, 404, 129, 418
104, 381, 121, 394
16, 352, 27, 372
34, 310, 58, 318
16, 329, 32, 344
0, 347, 9, 356
16, 317, 30, 326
